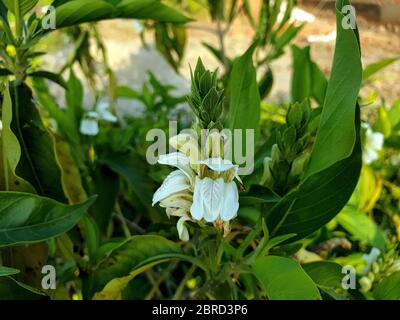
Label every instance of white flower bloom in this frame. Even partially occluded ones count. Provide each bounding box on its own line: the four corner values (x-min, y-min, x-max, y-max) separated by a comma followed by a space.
362, 123, 384, 164
80, 112, 99, 136
97, 101, 118, 123
79, 102, 118, 136
152, 133, 241, 241
361, 247, 381, 273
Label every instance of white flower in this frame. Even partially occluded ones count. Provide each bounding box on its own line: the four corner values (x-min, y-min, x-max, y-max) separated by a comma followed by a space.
152, 133, 241, 241
362, 123, 384, 164
361, 247, 381, 273
79, 102, 117, 136
97, 100, 118, 123
191, 177, 239, 222
80, 112, 99, 136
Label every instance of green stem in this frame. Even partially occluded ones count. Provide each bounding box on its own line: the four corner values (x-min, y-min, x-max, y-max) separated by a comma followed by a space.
172, 264, 197, 300
114, 202, 131, 238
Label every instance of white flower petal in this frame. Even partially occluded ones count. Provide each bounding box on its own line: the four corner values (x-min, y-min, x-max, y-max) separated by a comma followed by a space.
80, 119, 99, 136
177, 216, 191, 241
169, 133, 200, 165
201, 177, 224, 222
202, 157, 237, 172
100, 110, 118, 123
152, 170, 190, 206
370, 132, 384, 150
160, 193, 192, 210
220, 182, 239, 222
158, 152, 194, 184
190, 177, 204, 220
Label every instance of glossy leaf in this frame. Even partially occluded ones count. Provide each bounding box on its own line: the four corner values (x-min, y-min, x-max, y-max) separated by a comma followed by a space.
0, 276, 46, 300
306, 0, 362, 178
3, 0, 38, 16
9, 83, 67, 202
0, 192, 96, 247
91, 235, 201, 295
228, 43, 261, 166
1, 83, 36, 193
49, 0, 191, 30
252, 255, 321, 300
373, 272, 400, 300
302, 261, 343, 289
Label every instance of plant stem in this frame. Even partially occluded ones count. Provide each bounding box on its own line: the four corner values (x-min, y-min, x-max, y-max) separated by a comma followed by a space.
114, 203, 131, 238
172, 264, 197, 300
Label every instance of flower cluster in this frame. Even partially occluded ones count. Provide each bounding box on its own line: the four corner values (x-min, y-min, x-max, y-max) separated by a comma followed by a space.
152, 132, 242, 241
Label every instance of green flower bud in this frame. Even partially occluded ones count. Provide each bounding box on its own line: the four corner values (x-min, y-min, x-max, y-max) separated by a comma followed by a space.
289, 152, 310, 177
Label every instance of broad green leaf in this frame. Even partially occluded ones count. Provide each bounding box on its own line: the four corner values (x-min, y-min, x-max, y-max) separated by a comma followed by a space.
228, 43, 261, 167
0, 276, 46, 300
1, 83, 36, 193
363, 57, 399, 82
302, 261, 343, 289
305, 0, 362, 178
252, 255, 321, 300
9, 83, 67, 202
336, 206, 387, 250
49, 0, 191, 30
373, 272, 400, 300
90, 235, 203, 295
0, 266, 20, 277
3, 0, 38, 16
0, 192, 96, 247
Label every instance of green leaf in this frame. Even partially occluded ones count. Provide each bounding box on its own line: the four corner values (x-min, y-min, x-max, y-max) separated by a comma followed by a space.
336, 206, 387, 250
252, 255, 321, 300
90, 235, 202, 296
28, 71, 67, 89
9, 82, 67, 202
49, 0, 191, 30
100, 151, 161, 221
228, 43, 261, 164
291, 45, 311, 102
290, 45, 327, 105
302, 261, 343, 289
0, 266, 20, 277
3, 0, 38, 16
362, 56, 399, 83
1, 82, 36, 193
0, 276, 46, 300
305, 0, 362, 178
0, 192, 96, 247
373, 272, 400, 300
239, 185, 281, 206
